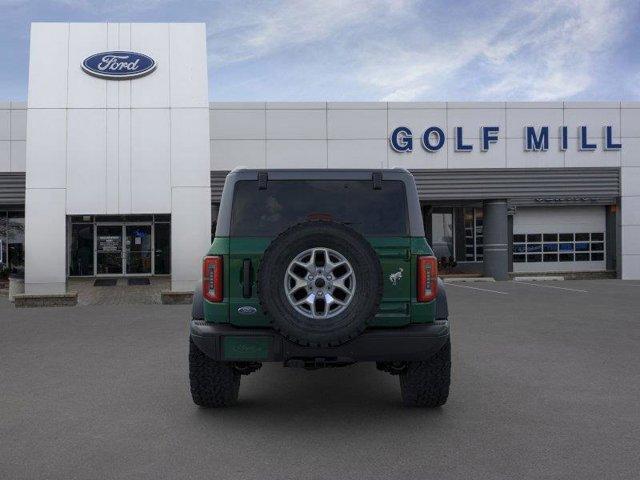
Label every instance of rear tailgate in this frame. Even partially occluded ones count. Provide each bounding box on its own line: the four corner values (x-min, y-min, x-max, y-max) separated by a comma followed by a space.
369, 237, 412, 326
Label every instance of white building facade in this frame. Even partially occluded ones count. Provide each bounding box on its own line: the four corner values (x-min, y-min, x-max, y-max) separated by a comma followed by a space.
1, 22, 639, 294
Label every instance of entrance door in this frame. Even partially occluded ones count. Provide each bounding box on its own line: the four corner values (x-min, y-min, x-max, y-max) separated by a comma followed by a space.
96, 225, 124, 275
125, 225, 152, 275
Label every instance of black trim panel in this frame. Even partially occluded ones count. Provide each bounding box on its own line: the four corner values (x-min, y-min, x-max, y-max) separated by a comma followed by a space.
190, 320, 450, 363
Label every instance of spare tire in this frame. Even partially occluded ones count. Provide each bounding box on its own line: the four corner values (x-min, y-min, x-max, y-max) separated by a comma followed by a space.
257, 221, 383, 347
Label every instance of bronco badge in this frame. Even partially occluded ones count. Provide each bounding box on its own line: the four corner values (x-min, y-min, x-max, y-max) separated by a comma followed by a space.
389, 267, 403, 286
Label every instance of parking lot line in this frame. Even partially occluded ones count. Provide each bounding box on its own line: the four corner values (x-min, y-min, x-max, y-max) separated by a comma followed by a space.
444, 282, 509, 295
513, 281, 588, 293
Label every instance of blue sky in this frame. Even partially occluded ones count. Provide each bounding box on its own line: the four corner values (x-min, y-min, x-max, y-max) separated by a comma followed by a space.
1, 0, 639, 101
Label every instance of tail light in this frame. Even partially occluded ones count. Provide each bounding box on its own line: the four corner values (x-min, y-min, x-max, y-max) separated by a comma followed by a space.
417, 255, 438, 302
203, 256, 223, 302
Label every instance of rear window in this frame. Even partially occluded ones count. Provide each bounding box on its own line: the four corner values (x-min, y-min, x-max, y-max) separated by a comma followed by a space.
230, 180, 408, 237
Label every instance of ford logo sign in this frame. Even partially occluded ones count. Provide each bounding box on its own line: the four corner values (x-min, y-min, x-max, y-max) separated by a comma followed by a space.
237, 306, 257, 316
82, 51, 156, 80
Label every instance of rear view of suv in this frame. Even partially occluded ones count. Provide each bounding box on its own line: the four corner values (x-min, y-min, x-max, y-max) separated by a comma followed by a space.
189, 169, 451, 407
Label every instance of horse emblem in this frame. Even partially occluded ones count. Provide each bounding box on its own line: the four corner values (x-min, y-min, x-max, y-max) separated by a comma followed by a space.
389, 267, 403, 286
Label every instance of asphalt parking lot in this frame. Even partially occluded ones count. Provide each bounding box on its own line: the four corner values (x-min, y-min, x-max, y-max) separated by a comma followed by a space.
1, 279, 639, 480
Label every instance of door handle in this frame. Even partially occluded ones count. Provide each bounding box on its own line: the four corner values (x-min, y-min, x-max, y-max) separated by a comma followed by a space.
242, 259, 252, 298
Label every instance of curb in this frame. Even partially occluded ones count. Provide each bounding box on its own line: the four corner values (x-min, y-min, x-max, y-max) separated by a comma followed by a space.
444, 277, 496, 283
514, 276, 565, 282
161, 291, 194, 305
14, 292, 78, 308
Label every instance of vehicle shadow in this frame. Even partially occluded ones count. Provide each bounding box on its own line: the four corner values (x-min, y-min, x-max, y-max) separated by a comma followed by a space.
191, 363, 449, 430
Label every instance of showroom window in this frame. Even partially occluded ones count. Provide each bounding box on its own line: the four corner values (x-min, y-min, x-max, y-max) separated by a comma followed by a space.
463, 208, 484, 262
513, 232, 605, 263
431, 209, 454, 260
211, 203, 219, 241
69, 222, 94, 276
423, 206, 484, 270
68, 214, 171, 277
0, 212, 5, 274
0, 211, 25, 276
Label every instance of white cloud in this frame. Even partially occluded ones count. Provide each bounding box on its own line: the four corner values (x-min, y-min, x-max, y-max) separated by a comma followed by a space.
207, 0, 630, 101
6, 0, 629, 101
479, 0, 625, 100
21, 0, 177, 11
358, 0, 627, 101
208, 0, 414, 66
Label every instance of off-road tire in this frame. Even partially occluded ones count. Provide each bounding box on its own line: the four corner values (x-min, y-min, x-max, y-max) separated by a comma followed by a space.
399, 338, 451, 407
189, 337, 241, 407
257, 220, 383, 348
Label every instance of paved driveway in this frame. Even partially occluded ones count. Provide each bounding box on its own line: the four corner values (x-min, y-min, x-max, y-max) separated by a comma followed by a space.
1, 280, 639, 480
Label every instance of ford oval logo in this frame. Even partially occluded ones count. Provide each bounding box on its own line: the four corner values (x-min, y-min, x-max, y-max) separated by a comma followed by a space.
82, 51, 156, 80
237, 306, 257, 316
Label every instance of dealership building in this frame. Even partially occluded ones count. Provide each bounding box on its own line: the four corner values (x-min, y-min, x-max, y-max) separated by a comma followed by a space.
1, 22, 640, 296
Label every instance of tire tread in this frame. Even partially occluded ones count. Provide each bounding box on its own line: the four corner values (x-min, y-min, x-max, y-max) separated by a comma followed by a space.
189, 337, 241, 407
400, 339, 451, 407
257, 221, 383, 348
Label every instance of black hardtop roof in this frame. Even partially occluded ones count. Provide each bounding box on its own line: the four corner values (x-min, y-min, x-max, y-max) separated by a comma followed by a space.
216, 168, 425, 237
226, 168, 414, 181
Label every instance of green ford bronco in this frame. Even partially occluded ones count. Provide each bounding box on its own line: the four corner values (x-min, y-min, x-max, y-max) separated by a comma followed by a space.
189, 168, 450, 407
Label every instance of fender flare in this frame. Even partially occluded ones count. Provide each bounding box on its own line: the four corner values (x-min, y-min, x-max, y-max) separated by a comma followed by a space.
435, 277, 448, 320
192, 281, 204, 320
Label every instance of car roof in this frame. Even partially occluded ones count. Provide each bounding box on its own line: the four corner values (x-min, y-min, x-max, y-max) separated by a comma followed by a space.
227, 167, 413, 180
215, 168, 425, 237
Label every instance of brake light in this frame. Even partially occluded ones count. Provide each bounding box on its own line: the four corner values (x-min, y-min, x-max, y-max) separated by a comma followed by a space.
417, 256, 438, 302
203, 256, 223, 302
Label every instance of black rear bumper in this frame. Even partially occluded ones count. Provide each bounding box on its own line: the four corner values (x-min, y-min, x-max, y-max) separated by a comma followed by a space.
190, 320, 450, 363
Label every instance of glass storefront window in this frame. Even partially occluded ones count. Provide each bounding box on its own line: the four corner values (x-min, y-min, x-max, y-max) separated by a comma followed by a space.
0, 212, 7, 276
211, 204, 220, 241
125, 225, 152, 274
431, 211, 454, 260
463, 207, 484, 262
69, 224, 94, 276
7, 212, 25, 274
154, 223, 171, 275
96, 225, 124, 275
68, 215, 172, 277
424, 206, 484, 269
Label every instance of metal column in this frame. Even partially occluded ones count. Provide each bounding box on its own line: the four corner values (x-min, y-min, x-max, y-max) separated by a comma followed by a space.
483, 200, 509, 280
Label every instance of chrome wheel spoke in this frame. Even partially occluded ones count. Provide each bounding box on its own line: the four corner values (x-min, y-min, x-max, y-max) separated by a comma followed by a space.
325, 293, 344, 307
295, 293, 315, 306
333, 274, 354, 294
293, 260, 312, 272
284, 247, 356, 320
287, 268, 307, 284
285, 268, 308, 294
335, 266, 353, 280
